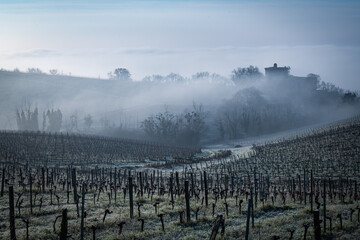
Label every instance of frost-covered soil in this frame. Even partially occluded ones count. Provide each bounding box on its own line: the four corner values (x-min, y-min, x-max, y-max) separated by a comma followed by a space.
1, 116, 359, 240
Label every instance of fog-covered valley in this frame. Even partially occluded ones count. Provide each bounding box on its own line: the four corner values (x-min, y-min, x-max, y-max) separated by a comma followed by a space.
1, 64, 359, 146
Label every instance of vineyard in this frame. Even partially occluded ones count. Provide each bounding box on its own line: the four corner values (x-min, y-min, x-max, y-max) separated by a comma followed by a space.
0, 131, 200, 166
0, 116, 360, 239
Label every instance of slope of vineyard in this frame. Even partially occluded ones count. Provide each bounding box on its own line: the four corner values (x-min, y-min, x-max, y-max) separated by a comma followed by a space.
203, 115, 360, 180
0, 131, 200, 166
0, 117, 359, 239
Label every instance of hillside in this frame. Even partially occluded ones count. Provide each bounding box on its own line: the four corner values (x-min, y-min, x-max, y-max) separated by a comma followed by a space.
0, 117, 359, 239
0, 130, 199, 166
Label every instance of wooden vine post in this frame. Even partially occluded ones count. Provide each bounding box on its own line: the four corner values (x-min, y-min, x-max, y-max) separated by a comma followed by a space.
175, 172, 180, 196
72, 168, 79, 217
114, 167, 117, 203
59, 209, 68, 240
245, 198, 252, 240
29, 172, 33, 214
185, 180, 191, 222
139, 171, 143, 197
9, 185, 16, 240
42, 167, 45, 193
209, 214, 224, 240
314, 209, 321, 240
204, 171, 208, 207
310, 169, 313, 212
129, 173, 134, 218
250, 188, 254, 228
303, 169, 306, 205
170, 173, 174, 203
80, 182, 85, 240
323, 179, 327, 233
253, 167, 257, 208
1, 168, 5, 197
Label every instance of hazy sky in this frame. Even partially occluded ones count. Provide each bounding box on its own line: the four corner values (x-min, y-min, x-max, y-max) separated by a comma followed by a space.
0, 0, 359, 90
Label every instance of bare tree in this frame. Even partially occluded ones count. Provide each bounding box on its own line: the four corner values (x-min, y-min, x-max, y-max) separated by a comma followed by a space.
109, 68, 131, 81
68, 112, 79, 132
84, 114, 93, 130
142, 104, 206, 145
231, 65, 263, 84
45, 109, 62, 132
27, 68, 43, 74
16, 106, 39, 131
192, 72, 210, 80
49, 69, 58, 75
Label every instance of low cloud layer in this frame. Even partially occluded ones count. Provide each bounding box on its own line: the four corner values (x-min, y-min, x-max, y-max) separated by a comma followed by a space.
1, 45, 359, 90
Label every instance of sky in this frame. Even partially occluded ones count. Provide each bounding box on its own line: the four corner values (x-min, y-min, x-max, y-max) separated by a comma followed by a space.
0, 0, 359, 90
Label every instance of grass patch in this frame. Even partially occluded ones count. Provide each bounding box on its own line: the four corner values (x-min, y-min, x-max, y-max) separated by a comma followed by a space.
259, 204, 293, 213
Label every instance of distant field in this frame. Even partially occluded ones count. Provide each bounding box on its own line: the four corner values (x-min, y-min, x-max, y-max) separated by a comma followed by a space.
0, 116, 359, 239
0, 130, 200, 166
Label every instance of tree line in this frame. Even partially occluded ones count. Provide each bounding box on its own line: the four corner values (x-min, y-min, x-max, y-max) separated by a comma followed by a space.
141, 104, 206, 146
10, 65, 360, 145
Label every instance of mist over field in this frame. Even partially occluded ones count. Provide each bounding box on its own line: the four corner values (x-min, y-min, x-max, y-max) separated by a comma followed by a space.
2, 1, 360, 240
0, 63, 359, 146
0, 0, 359, 145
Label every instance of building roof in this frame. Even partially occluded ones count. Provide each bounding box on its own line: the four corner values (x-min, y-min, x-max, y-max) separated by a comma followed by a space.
265, 63, 290, 77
